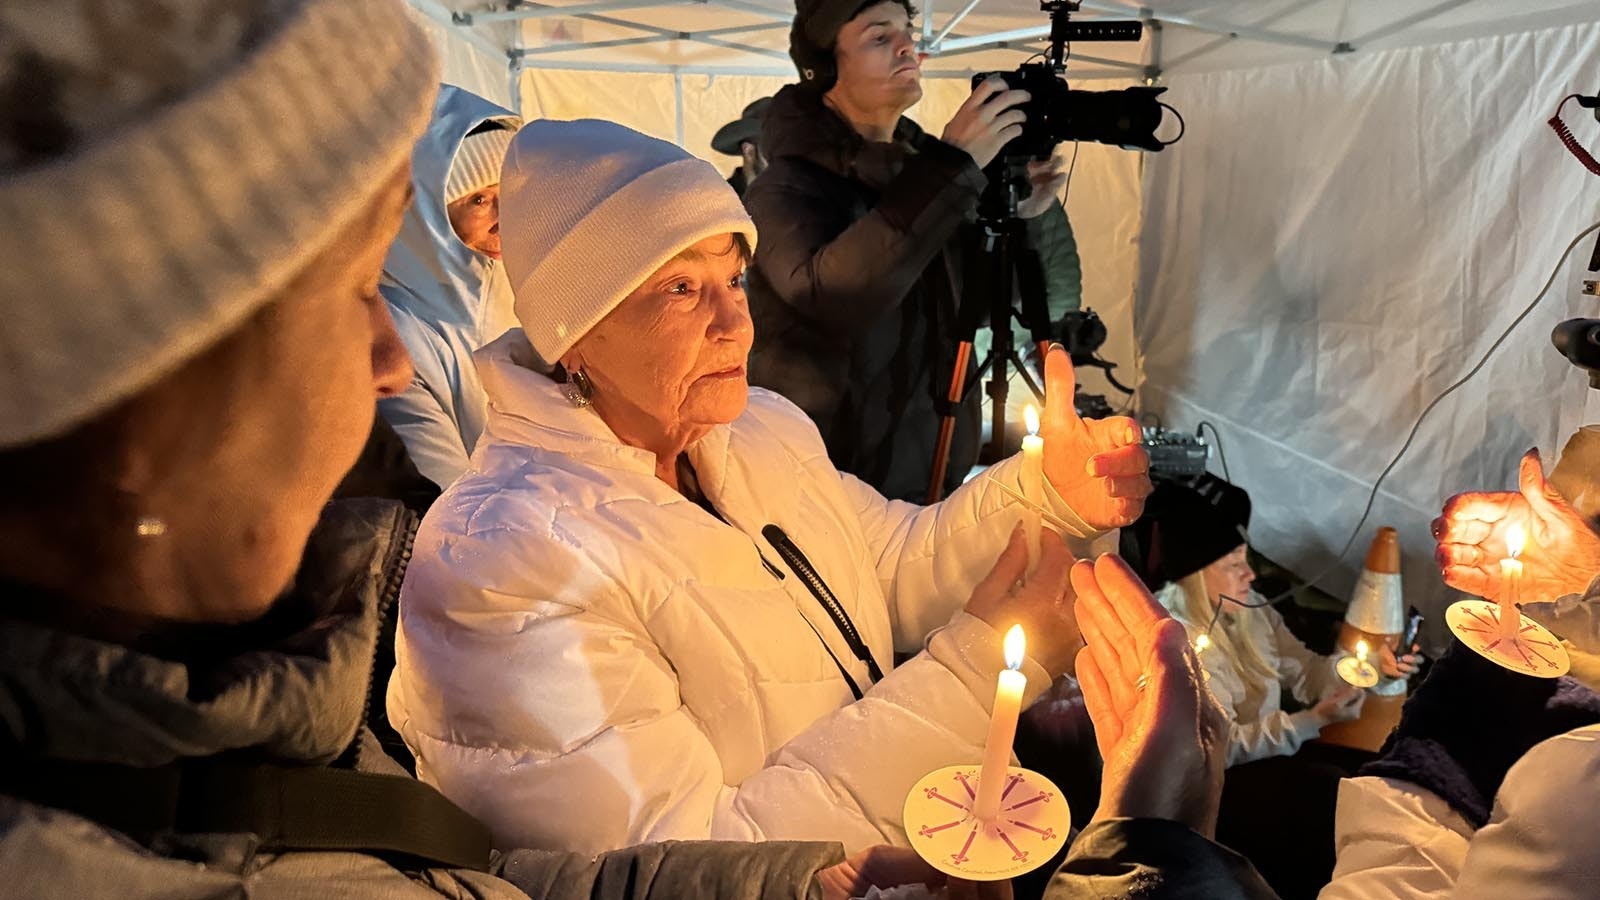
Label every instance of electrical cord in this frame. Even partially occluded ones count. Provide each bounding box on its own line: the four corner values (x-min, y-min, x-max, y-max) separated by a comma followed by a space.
1197, 420, 1231, 482
1240, 217, 1600, 612
1195, 590, 1274, 645
1062, 139, 1081, 204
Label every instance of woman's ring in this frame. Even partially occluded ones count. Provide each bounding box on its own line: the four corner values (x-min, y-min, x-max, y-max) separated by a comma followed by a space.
1135, 673, 1149, 693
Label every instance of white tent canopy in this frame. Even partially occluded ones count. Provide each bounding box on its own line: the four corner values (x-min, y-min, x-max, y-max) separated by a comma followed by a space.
412, 0, 1600, 644
414, 0, 1600, 85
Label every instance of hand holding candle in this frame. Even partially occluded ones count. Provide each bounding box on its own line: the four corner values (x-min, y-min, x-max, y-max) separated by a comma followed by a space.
1442, 454, 1573, 678
1036, 345, 1152, 530
974, 625, 1028, 821
1434, 448, 1600, 603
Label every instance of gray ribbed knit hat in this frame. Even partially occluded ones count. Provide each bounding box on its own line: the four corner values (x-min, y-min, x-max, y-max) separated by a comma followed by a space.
499, 119, 757, 367
0, 0, 440, 448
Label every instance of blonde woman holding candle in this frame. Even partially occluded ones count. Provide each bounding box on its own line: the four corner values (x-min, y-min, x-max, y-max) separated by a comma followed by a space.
1127, 478, 1419, 898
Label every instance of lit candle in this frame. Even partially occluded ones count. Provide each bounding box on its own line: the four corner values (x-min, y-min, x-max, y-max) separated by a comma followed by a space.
1355, 639, 1370, 665
1500, 524, 1526, 640
1193, 633, 1212, 653
974, 625, 1028, 822
1021, 405, 1044, 574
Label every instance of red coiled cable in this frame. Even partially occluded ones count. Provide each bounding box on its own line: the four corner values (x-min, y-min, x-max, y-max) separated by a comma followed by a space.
1550, 93, 1600, 176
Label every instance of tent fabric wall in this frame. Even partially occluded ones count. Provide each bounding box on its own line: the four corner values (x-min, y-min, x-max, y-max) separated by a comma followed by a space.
1135, 20, 1600, 643
409, 6, 515, 109
515, 69, 1145, 399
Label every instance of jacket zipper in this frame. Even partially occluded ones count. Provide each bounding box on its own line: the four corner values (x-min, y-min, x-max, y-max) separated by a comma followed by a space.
349, 506, 419, 770
762, 524, 885, 688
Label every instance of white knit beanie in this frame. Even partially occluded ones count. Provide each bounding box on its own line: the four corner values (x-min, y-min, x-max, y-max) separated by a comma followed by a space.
445, 126, 517, 203
499, 119, 758, 366
0, 0, 438, 448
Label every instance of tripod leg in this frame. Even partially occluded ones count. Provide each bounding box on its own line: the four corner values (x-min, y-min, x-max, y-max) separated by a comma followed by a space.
927, 341, 974, 503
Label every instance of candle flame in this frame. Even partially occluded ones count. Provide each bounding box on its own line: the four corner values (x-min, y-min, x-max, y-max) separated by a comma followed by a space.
1193, 633, 1211, 652
1024, 405, 1040, 436
1004, 625, 1025, 670
1355, 639, 1369, 661
1507, 524, 1526, 560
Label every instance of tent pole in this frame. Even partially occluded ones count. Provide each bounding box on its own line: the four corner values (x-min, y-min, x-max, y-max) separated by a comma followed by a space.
930, 0, 985, 51
1162, 0, 1321, 72
1079, 0, 1339, 53
1349, 0, 1475, 49
674, 72, 686, 147
1143, 7, 1162, 83
510, 59, 523, 116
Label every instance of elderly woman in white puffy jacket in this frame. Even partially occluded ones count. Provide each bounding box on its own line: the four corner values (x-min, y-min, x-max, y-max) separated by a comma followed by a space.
386, 119, 1152, 856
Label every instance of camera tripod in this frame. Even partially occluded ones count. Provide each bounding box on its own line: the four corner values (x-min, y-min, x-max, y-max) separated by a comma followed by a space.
926, 166, 1055, 503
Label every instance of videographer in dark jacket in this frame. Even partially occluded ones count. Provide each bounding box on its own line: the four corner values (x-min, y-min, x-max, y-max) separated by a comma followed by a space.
746, 0, 1081, 502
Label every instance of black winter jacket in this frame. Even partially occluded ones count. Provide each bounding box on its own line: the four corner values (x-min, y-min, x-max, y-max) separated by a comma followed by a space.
745, 85, 1079, 502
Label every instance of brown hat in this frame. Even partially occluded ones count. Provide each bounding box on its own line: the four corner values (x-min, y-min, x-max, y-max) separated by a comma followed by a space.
711, 97, 773, 156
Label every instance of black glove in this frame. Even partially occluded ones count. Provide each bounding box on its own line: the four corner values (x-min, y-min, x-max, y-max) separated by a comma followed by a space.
1361, 640, 1600, 828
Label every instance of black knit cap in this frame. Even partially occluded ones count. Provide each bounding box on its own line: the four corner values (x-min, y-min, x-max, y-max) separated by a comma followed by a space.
1122, 475, 1252, 591
790, 0, 918, 91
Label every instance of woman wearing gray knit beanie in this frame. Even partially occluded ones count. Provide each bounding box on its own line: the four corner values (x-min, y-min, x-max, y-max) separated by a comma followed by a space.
0, 2, 943, 897
390, 118, 1153, 857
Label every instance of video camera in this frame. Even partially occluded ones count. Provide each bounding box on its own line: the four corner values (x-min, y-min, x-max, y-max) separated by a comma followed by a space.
972, 1, 1180, 160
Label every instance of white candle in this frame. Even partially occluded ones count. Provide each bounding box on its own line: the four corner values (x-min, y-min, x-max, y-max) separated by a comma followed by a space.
1500, 524, 1526, 641
1021, 405, 1044, 574
974, 625, 1028, 822
1355, 639, 1369, 665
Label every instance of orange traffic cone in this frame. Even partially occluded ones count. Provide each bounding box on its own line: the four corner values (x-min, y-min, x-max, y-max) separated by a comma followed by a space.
1320, 527, 1407, 752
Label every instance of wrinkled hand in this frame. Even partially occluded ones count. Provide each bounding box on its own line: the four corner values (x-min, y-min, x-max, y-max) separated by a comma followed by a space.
966, 526, 1080, 677
1017, 157, 1066, 219
1377, 642, 1423, 679
1072, 554, 1229, 839
941, 77, 1029, 170
814, 845, 941, 900
1434, 448, 1600, 602
1040, 345, 1152, 530
1312, 685, 1365, 726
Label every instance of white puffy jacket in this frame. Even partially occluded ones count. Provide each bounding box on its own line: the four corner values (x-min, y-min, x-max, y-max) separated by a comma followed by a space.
1323, 576, 1600, 898
389, 330, 1109, 855
1323, 725, 1600, 899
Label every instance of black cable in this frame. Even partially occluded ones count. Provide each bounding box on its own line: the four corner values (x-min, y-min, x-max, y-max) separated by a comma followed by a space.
1062, 139, 1081, 206
1249, 218, 1600, 609
1197, 421, 1230, 482
1158, 102, 1186, 147
1199, 590, 1276, 642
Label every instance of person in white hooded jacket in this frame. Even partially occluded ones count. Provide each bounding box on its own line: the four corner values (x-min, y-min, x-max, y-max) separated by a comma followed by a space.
387, 118, 1154, 857
379, 86, 522, 490
1324, 449, 1600, 899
